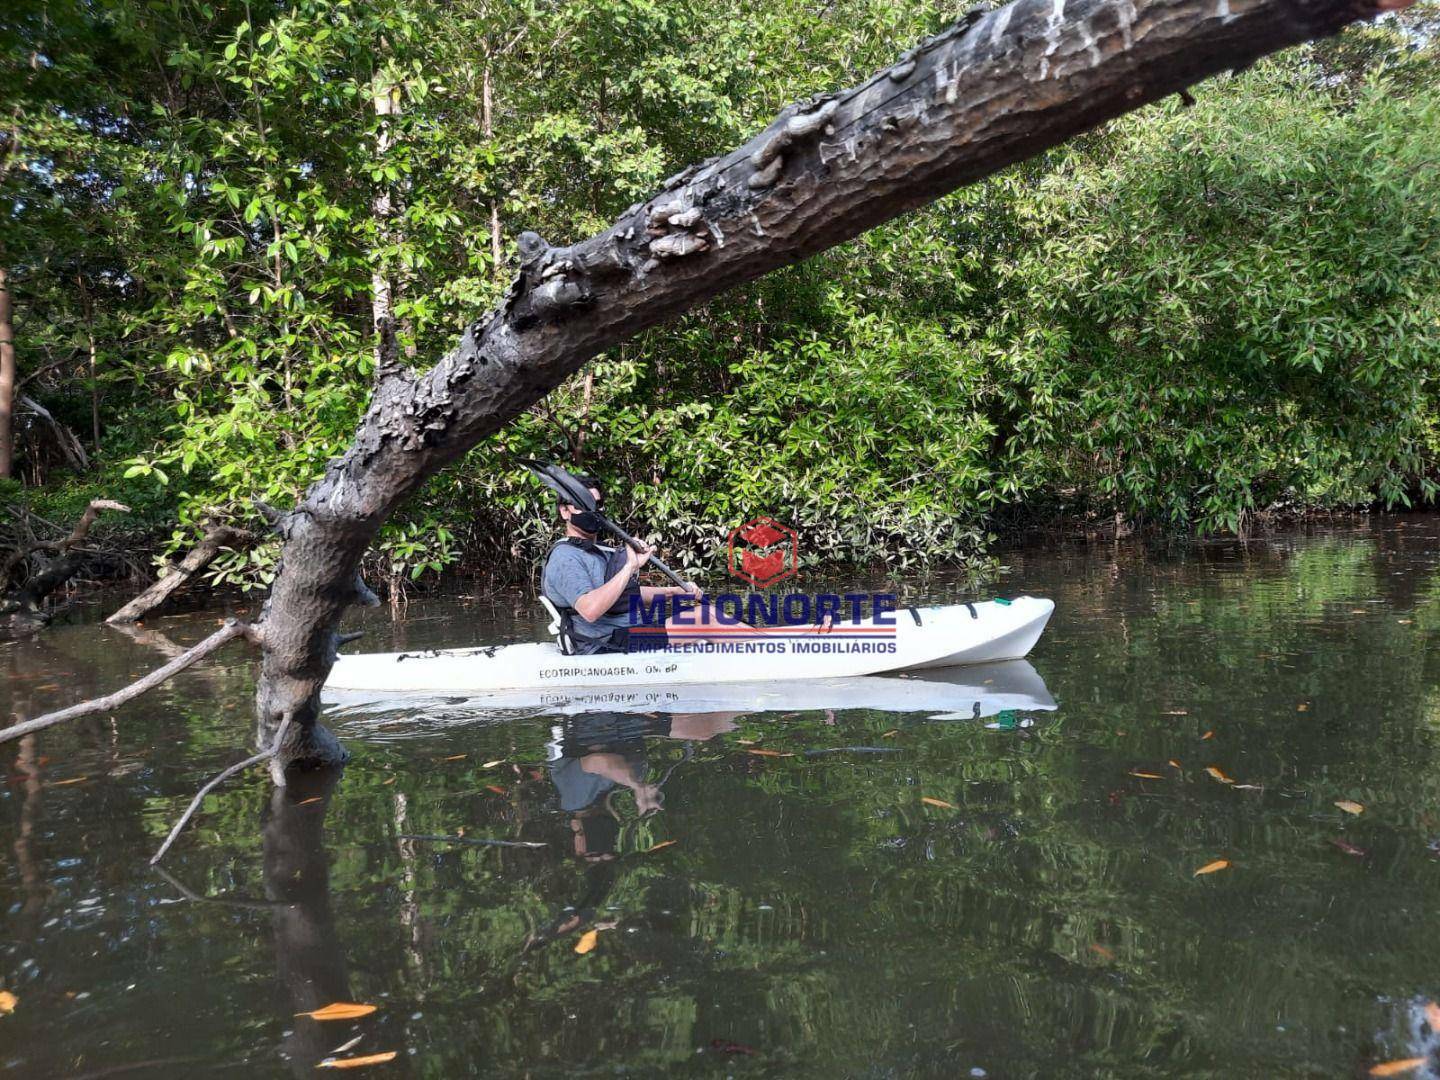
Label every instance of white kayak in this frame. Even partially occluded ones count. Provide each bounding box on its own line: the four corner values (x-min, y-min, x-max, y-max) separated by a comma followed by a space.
325, 660, 1056, 737
324, 597, 1054, 696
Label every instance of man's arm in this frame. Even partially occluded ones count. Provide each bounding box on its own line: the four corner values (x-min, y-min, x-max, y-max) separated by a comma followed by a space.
573, 542, 647, 622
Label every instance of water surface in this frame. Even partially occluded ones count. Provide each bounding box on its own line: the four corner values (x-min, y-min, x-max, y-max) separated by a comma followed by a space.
5, 519, 1440, 1077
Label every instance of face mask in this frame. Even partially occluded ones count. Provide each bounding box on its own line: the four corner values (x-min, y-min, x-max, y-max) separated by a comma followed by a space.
570, 510, 604, 534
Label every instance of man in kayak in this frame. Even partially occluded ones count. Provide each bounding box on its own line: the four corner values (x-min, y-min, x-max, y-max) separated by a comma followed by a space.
542, 476, 713, 654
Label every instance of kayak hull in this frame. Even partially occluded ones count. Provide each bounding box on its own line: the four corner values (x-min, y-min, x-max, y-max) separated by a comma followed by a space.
323, 597, 1054, 696
325, 660, 1057, 736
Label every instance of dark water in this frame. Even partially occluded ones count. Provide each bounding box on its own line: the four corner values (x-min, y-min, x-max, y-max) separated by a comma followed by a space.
5, 519, 1440, 1078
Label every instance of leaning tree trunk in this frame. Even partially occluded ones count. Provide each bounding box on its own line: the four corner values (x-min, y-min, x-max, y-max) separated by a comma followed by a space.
252, 0, 1407, 766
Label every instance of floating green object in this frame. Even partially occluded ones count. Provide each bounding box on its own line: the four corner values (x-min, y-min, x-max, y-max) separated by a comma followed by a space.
994, 598, 1012, 606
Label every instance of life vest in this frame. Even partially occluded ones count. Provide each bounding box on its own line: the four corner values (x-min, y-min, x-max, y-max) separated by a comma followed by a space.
544, 538, 642, 654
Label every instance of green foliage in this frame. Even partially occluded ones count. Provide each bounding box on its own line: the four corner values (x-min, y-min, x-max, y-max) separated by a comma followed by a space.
4, 0, 1438, 588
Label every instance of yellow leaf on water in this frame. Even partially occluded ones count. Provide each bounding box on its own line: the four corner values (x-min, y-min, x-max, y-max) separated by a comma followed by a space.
881, 730, 899, 739
381, 777, 396, 786
318, 1051, 398, 1069
481, 759, 505, 768
1168, 760, 1182, 769
1201, 730, 1215, 740
921, 797, 957, 810
1194, 859, 1231, 876
297, 797, 322, 806
297, 1003, 378, 1021
438, 753, 466, 762
645, 840, 678, 853
1296, 703, 1310, 712
1128, 771, 1166, 780
746, 748, 793, 758
574, 930, 599, 955
1335, 800, 1365, 815
1369, 1059, 1425, 1077
1204, 766, 1234, 785
50, 777, 87, 786
736, 738, 756, 745
0, 989, 16, 1014
1425, 1001, 1440, 1030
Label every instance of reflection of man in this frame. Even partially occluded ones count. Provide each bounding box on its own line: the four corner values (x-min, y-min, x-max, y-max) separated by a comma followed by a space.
527, 710, 735, 953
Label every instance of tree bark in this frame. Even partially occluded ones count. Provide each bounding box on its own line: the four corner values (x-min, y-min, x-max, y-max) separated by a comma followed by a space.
252, 0, 1405, 767
106, 523, 253, 624
0, 264, 15, 479
371, 66, 402, 379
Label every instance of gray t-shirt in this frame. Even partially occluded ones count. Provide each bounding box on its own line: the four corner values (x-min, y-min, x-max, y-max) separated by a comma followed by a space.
542, 542, 631, 647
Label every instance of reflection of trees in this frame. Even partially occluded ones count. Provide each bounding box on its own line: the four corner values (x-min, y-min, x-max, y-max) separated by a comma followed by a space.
263, 767, 351, 1075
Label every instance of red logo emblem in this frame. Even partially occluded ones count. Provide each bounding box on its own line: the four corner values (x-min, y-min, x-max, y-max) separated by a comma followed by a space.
727, 516, 799, 589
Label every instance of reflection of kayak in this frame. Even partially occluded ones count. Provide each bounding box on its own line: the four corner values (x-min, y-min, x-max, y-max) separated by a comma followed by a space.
324, 598, 1055, 696
326, 660, 1056, 735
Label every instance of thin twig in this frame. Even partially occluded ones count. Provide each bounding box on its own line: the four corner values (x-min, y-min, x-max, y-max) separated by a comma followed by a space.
150, 865, 291, 910
150, 715, 291, 865
398, 833, 547, 850
0, 620, 255, 744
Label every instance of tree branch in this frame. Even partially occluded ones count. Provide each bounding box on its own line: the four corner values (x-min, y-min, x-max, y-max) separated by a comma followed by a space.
0, 619, 256, 744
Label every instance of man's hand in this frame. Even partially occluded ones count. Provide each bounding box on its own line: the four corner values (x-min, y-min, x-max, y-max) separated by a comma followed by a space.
624, 540, 653, 573
679, 580, 704, 598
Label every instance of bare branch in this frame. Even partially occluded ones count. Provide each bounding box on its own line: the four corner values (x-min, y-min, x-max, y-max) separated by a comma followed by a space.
0, 619, 256, 744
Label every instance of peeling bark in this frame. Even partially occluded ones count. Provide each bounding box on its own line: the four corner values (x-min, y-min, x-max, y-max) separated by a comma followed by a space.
253, 0, 1403, 766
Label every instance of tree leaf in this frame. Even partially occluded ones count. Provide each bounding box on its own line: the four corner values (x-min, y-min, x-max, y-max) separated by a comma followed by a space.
1193, 859, 1231, 876
318, 1052, 398, 1069
1335, 800, 1364, 815
746, 748, 793, 757
1425, 1001, 1440, 1030
574, 930, 599, 955
297, 1003, 378, 1021
0, 990, 16, 1014
1369, 1060, 1425, 1077
921, 797, 957, 809
1204, 766, 1234, 784
1128, 770, 1166, 780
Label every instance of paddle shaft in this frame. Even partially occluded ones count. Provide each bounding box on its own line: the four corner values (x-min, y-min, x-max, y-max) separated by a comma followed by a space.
597, 514, 690, 590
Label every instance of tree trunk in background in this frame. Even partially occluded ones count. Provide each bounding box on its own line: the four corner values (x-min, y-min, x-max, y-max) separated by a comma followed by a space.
371, 67, 401, 377
252, 0, 1408, 768
0, 265, 15, 479
483, 62, 503, 277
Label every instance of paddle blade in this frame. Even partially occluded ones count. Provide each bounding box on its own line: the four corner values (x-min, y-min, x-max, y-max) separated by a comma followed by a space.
523, 461, 598, 512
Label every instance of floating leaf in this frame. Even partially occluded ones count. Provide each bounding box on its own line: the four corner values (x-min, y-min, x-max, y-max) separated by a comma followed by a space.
297, 1003, 378, 1021
439, 753, 466, 762
0, 990, 16, 1014
1369, 1059, 1425, 1077
1201, 731, 1215, 740
50, 777, 87, 787
1296, 703, 1310, 712
574, 930, 599, 955
485, 784, 507, 796
1233, 783, 1264, 791
921, 797, 957, 810
746, 749, 793, 758
1168, 759, 1182, 769
481, 759, 505, 768
318, 1052, 398, 1069
1193, 859, 1231, 876
1330, 837, 1367, 858
1335, 800, 1365, 815
297, 797, 322, 806
1162, 709, 1188, 716
1425, 1001, 1440, 1030
1205, 766, 1235, 784
881, 730, 899, 739
1128, 771, 1166, 780
645, 840, 678, 853
381, 777, 395, 786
